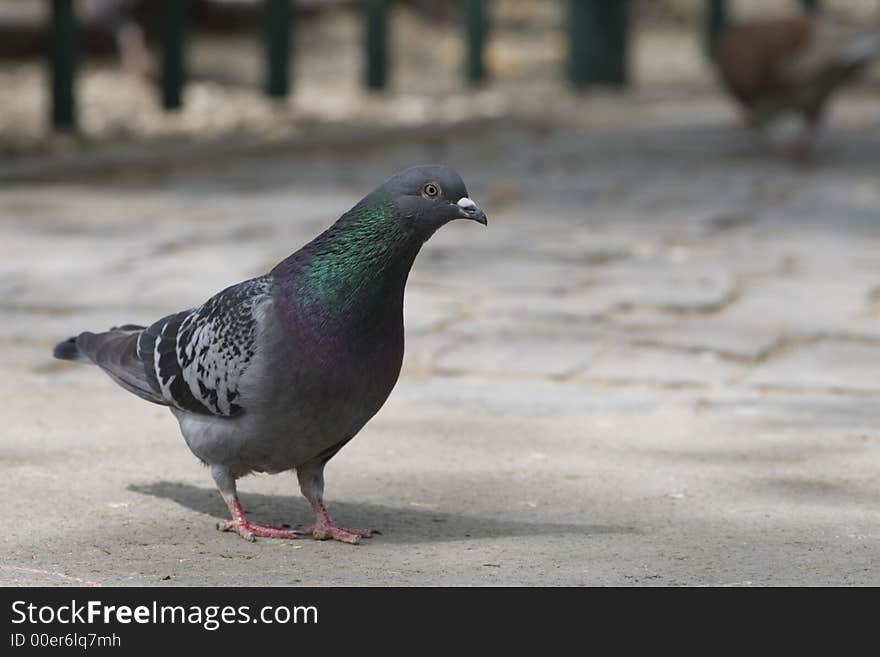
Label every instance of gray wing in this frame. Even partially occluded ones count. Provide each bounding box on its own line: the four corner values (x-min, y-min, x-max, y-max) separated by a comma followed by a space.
69, 276, 273, 417
139, 275, 274, 416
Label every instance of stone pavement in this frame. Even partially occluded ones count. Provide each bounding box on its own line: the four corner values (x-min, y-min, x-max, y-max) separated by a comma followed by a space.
2, 100, 880, 585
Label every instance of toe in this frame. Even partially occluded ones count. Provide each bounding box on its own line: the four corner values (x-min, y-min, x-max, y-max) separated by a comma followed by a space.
346, 527, 373, 538
217, 520, 297, 541
328, 528, 361, 544
293, 521, 373, 544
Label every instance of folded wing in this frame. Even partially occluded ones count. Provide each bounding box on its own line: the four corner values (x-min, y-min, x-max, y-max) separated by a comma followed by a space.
70, 276, 273, 417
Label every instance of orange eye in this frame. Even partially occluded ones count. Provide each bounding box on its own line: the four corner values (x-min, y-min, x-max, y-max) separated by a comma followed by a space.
422, 183, 441, 199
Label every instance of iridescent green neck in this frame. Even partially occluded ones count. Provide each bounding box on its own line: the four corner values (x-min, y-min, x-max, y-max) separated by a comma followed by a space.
286, 194, 421, 318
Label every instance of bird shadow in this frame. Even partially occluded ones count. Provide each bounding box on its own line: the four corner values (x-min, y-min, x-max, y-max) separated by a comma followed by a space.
127, 481, 639, 544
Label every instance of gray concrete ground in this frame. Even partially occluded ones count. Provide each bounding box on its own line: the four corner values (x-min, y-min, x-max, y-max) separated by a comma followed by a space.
3, 94, 880, 586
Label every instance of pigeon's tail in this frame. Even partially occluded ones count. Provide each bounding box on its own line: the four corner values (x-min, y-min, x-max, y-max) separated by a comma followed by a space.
52, 325, 167, 406
53, 336, 86, 361
53, 324, 146, 363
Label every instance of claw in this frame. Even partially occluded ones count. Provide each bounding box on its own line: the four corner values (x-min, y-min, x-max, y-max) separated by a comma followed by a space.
295, 522, 374, 544
217, 519, 298, 542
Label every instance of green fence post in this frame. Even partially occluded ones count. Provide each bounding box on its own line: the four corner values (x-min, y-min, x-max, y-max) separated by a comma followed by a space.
465, 0, 487, 85
365, 0, 389, 90
569, 0, 595, 88
705, 0, 728, 58
569, 1, 629, 88
599, 0, 629, 86
265, 0, 293, 97
50, 0, 77, 130
162, 0, 189, 109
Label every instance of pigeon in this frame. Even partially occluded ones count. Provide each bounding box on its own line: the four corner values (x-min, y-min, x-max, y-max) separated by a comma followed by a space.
53, 165, 487, 544
715, 14, 880, 156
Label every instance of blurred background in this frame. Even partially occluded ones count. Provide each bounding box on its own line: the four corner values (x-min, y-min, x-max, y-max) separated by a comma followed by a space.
0, 0, 876, 158
3, 1, 880, 586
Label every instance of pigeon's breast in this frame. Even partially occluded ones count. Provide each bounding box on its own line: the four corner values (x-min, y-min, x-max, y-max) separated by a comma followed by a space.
183, 296, 406, 473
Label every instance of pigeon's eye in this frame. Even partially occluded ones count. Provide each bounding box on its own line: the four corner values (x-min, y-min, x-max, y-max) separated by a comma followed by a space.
422, 183, 441, 200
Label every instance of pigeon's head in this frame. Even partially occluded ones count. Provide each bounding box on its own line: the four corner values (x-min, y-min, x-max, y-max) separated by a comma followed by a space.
381, 165, 487, 239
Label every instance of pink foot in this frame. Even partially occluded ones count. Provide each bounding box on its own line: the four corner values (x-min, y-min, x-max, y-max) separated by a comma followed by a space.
295, 522, 373, 544
218, 497, 300, 542
218, 497, 374, 545
789, 139, 815, 163
789, 122, 820, 162
296, 501, 375, 544
743, 115, 762, 132
217, 519, 298, 542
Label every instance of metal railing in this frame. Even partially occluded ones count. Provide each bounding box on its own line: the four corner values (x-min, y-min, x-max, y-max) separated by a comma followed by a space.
47, 0, 821, 131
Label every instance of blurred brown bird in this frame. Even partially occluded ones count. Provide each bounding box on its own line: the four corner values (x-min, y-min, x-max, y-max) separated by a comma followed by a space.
715, 15, 880, 157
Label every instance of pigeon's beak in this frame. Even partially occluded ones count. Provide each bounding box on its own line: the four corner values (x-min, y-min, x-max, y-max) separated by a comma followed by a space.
456, 197, 487, 226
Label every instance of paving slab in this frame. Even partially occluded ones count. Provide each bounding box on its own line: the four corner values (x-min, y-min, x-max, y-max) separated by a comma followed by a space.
4, 96, 880, 586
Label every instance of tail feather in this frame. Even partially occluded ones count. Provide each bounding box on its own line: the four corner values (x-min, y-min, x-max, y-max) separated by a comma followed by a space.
53, 336, 86, 361
52, 325, 166, 406
53, 324, 146, 362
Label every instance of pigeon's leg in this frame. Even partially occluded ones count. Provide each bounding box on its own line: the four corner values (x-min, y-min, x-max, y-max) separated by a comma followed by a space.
791, 125, 818, 161
211, 466, 298, 542
740, 113, 770, 151
743, 113, 764, 135
294, 462, 373, 545
791, 111, 822, 161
